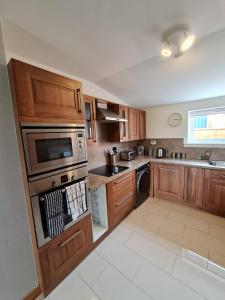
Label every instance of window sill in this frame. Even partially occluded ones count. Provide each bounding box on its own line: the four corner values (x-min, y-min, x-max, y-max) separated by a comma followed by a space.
184, 142, 225, 148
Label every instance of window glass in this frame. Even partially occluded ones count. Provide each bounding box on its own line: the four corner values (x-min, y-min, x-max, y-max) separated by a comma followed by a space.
188, 107, 225, 144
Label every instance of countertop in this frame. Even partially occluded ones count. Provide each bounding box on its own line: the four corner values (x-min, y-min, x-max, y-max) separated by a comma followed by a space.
88, 156, 225, 191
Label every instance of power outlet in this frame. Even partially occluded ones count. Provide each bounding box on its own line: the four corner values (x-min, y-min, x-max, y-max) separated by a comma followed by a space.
151, 140, 157, 145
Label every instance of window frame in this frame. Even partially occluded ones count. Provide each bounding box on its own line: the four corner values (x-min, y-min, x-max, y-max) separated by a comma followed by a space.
186, 106, 225, 147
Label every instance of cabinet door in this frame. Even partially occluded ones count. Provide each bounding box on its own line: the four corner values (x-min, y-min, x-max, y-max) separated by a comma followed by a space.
119, 105, 129, 142
138, 110, 146, 140
38, 215, 93, 295
84, 95, 96, 145
9, 59, 85, 123
184, 167, 204, 207
107, 171, 135, 228
204, 169, 225, 216
154, 163, 184, 202
128, 108, 138, 141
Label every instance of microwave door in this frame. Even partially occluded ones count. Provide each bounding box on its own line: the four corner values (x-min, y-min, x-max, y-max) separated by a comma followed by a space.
25, 132, 80, 175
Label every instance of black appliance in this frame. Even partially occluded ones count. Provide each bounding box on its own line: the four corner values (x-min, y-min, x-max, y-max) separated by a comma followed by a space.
136, 163, 150, 207
89, 165, 129, 177
156, 148, 167, 158
120, 150, 135, 161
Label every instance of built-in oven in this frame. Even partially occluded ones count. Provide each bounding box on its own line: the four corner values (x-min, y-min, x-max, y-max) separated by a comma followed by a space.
22, 123, 87, 176
29, 163, 90, 248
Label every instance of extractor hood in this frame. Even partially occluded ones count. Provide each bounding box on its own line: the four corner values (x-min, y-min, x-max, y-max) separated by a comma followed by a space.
96, 101, 127, 122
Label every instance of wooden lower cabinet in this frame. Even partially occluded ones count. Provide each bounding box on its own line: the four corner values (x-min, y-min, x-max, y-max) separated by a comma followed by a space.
204, 169, 225, 216
184, 167, 204, 208
153, 163, 184, 202
107, 171, 135, 228
38, 214, 93, 296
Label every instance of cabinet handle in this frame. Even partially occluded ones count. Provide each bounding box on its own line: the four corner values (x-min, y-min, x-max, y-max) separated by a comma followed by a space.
113, 174, 130, 185
77, 88, 82, 113
115, 192, 133, 207
60, 229, 82, 247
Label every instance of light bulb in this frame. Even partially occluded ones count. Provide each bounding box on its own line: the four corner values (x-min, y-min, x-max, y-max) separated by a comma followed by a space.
181, 35, 195, 52
161, 48, 172, 57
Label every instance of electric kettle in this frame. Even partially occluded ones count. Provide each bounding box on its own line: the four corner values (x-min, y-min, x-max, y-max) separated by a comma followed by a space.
156, 148, 167, 158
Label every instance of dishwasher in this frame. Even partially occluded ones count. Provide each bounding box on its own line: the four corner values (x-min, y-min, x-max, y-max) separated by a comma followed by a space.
135, 163, 150, 208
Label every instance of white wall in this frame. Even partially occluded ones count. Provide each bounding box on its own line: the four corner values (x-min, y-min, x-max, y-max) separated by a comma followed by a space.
1, 19, 127, 105
0, 22, 37, 299
146, 96, 225, 140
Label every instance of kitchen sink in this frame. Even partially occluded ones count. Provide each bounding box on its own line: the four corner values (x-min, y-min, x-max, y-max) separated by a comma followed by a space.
209, 160, 225, 167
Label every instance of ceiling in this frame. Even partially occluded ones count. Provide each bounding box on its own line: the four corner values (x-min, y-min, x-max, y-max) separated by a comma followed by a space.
1, 0, 225, 107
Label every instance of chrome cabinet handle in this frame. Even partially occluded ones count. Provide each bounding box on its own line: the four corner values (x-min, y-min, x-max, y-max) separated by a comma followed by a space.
115, 192, 133, 207
113, 174, 130, 185
60, 229, 82, 247
77, 88, 82, 113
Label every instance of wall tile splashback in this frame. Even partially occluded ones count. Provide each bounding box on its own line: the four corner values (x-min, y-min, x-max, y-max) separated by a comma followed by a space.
143, 139, 225, 161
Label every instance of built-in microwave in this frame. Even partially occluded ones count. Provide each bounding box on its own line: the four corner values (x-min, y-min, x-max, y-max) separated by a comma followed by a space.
22, 124, 87, 176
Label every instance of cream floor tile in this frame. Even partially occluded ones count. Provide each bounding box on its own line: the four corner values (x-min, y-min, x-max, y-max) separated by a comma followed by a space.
155, 229, 209, 260
190, 209, 225, 228
48, 271, 99, 300
93, 266, 152, 300
145, 213, 185, 236
128, 208, 149, 220
122, 216, 159, 241
210, 223, 225, 241
173, 257, 225, 300
109, 223, 133, 244
76, 251, 108, 286
154, 199, 191, 215
96, 237, 142, 279
168, 211, 210, 233
126, 232, 177, 273
141, 201, 170, 217
134, 259, 204, 300
183, 227, 225, 256
209, 251, 225, 269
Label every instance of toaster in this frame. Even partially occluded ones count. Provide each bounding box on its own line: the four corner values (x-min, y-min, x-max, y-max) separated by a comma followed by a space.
120, 150, 135, 161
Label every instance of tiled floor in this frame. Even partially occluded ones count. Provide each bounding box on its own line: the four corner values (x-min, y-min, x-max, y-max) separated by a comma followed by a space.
45, 198, 225, 300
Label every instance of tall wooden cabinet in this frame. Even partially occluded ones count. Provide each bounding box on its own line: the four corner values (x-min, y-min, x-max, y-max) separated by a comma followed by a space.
184, 167, 204, 207
204, 169, 225, 216
8, 59, 85, 123
138, 110, 146, 140
153, 163, 184, 202
128, 108, 139, 140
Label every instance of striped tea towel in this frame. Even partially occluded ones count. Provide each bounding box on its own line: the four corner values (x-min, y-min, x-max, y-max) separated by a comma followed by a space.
65, 181, 87, 221
41, 190, 65, 238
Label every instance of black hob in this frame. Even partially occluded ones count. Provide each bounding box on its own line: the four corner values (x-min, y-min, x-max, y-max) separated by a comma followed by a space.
89, 165, 129, 177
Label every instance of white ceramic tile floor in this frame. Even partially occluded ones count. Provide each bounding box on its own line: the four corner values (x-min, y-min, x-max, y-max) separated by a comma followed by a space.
45, 198, 225, 300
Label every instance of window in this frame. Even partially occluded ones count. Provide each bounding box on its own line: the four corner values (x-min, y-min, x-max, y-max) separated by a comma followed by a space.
188, 107, 225, 145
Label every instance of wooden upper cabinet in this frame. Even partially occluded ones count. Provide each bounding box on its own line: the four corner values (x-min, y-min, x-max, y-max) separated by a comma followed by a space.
128, 108, 139, 140
83, 95, 96, 145
184, 167, 204, 208
119, 105, 129, 142
8, 59, 85, 123
153, 163, 184, 202
204, 169, 225, 216
138, 110, 146, 140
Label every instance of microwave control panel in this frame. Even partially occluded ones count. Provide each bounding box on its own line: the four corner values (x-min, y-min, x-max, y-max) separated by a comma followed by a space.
77, 132, 86, 160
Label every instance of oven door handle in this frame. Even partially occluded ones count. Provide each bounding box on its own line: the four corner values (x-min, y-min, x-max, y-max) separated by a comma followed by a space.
59, 229, 82, 247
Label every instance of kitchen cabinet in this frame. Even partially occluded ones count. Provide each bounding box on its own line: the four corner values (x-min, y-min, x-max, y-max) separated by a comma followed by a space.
204, 169, 225, 216
8, 59, 85, 124
153, 163, 184, 202
128, 108, 139, 140
38, 215, 93, 296
83, 95, 96, 145
184, 167, 204, 207
107, 171, 135, 228
138, 110, 146, 140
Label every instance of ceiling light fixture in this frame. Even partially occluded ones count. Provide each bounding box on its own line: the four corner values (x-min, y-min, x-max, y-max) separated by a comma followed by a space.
161, 25, 195, 58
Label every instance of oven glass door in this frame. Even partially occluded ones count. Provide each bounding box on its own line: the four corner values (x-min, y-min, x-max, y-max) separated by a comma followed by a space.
25, 131, 85, 175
